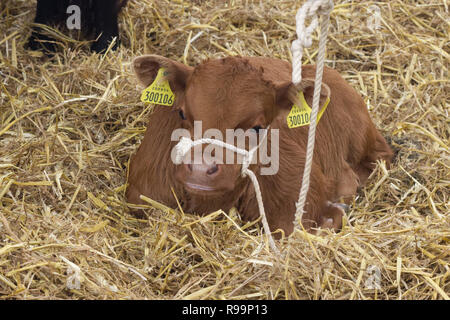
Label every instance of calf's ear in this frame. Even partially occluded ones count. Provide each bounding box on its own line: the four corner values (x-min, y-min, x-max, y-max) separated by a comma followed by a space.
133, 54, 193, 93
275, 78, 331, 112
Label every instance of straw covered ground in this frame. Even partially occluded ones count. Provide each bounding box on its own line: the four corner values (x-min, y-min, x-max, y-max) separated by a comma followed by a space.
0, 0, 448, 300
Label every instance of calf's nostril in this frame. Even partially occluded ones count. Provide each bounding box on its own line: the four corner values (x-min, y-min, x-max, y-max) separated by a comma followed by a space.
206, 164, 219, 175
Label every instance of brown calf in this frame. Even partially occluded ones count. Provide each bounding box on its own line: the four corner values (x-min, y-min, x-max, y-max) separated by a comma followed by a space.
126, 55, 393, 237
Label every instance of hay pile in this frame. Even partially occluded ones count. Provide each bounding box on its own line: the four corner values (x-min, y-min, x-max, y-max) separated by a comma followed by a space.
0, 0, 448, 300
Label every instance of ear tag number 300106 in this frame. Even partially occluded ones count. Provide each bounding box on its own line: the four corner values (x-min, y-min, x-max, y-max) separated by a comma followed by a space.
140, 68, 175, 106
287, 91, 330, 129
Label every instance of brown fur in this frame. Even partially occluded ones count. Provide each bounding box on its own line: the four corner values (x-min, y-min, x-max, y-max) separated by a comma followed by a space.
126, 55, 393, 237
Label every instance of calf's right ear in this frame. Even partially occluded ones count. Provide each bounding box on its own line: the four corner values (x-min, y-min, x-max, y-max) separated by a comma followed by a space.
275, 78, 331, 112
133, 55, 193, 94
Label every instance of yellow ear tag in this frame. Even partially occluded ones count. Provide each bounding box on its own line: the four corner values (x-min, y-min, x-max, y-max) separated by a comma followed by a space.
286, 91, 330, 128
140, 68, 175, 106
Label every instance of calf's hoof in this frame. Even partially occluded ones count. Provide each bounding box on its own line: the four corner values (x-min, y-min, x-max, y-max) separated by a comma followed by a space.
319, 202, 345, 232
333, 202, 350, 213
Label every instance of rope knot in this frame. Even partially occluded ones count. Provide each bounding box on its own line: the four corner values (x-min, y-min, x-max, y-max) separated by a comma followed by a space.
174, 136, 194, 164
241, 148, 256, 177
317, 1, 334, 16
291, 39, 303, 54
291, 0, 334, 85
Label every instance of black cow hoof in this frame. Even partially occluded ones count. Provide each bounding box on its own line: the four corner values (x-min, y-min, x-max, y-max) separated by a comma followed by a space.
26, 31, 57, 53
91, 35, 119, 53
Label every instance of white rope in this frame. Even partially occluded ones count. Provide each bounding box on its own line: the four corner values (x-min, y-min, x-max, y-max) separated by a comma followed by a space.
174, 128, 280, 254
174, 137, 249, 166
291, 0, 334, 85
172, 0, 333, 252
292, 0, 334, 229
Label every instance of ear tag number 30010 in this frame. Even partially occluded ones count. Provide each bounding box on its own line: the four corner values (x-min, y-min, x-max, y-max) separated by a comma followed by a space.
140, 68, 175, 106
287, 91, 330, 129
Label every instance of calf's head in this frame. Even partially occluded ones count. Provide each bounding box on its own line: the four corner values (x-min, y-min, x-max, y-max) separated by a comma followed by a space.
133, 55, 328, 197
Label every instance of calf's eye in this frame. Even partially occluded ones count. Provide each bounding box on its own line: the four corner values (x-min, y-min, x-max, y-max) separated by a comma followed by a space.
252, 125, 263, 133
179, 110, 186, 120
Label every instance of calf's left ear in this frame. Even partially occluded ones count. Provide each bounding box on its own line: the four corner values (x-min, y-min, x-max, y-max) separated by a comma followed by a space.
275, 79, 331, 112
133, 54, 193, 94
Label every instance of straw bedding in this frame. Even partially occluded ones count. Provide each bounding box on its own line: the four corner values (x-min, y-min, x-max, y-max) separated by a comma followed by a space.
0, 0, 448, 299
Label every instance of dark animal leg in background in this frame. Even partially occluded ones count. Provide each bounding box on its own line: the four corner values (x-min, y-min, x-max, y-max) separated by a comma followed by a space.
91, 0, 120, 53
26, 0, 126, 54
26, 0, 62, 52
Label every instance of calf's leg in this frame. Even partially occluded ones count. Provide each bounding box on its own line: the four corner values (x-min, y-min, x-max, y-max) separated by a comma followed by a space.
355, 130, 394, 184
298, 161, 345, 234
335, 161, 360, 203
